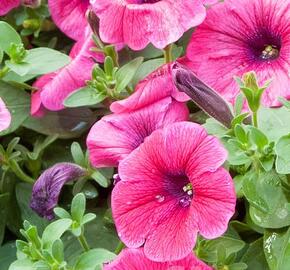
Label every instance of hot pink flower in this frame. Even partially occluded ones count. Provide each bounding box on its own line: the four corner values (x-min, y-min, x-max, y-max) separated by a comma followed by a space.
111, 63, 189, 113
48, 0, 90, 40
0, 98, 11, 132
0, 0, 20, 16
112, 122, 236, 262
33, 31, 103, 112
90, 0, 207, 50
87, 98, 188, 167
104, 248, 212, 270
186, 0, 290, 107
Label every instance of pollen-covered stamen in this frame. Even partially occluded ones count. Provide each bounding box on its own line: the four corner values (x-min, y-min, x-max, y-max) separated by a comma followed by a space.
179, 183, 193, 208
261, 45, 280, 60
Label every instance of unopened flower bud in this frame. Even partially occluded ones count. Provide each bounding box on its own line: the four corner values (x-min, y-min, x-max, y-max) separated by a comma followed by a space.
172, 63, 234, 128
86, 9, 100, 37
30, 163, 86, 220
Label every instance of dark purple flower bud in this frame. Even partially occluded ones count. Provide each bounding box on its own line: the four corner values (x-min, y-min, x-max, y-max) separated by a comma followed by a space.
172, 63, 234, 128
30, 163, 86, 220
21, 0, 41, 8
86, 9, 100, 37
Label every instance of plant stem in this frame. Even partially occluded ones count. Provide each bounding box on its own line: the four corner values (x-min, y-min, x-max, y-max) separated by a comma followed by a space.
78, 232, 90, 252
252, 111, 258, 127
114, 241, 125, 255
163, 44, 173, 63
9, 160, 34, 183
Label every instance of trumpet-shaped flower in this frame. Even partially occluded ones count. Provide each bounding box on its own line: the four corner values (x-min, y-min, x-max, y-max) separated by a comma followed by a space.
90, 0, 207, 50
0, 98, 11, 132
186, 0, 290, 107
111, 63, 189, 113
112, 122, 236, 261
30, 163, 86, 220
104, 248, 212, 270
48, 0, 90, 40
87, 98, 188, 167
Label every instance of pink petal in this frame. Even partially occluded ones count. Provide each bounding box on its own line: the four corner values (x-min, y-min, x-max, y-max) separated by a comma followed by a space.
31, 73, 54, 117
114, 122, 234, 262
87, 98, 189, 167
104, 248, 212, 270
191, 168, 236, 239
0, 97, 11, 132
91, 0, 206, 50
0, 0, 20, 16
40, 32, 103, 111
110, 63, 189, 113
48, 0, 90, 40
186, 0, 290, 107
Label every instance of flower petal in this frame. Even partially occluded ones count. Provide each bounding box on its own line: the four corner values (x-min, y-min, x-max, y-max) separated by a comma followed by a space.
0, 0, 20, 16
48, 0, 90, 40
0, 97, 11, 132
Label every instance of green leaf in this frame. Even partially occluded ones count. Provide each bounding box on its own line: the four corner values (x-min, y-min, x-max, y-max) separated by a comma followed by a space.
264, 228, 290, 270
54, 208, 71, 219
51, 239, 65, 263
91, 170, 110, 188
5, 61, 31, 76
244, 171, 290, 228
132, 58, 164, 86
0, 242, 17, 270
275, 134, 290, 174
241, 238, 269, 270
0, 22, 22, 53
64, 87, 106, 108
234, 125, 247, 144
223, 139, 251, 166
73, 248, 116, 270
71, 142, 86, 167
42, 219, 72, 249
203, 118, 228, 137
234, 94, 244, 116
23, 108, 95, 139
115, 57, 143, 92
0, 193, 9, 245
248, 127, 268, 151
0, 81, 30, 135
8, 259, 34, 270
258, 106, 290, 142
24, 48, 70, 75
16, 183, 49, 234
71, 193, 86, 223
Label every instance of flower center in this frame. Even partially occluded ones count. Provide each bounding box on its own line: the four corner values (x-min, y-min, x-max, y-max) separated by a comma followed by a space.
179, 183, 193, 208
247, 28, 281, 61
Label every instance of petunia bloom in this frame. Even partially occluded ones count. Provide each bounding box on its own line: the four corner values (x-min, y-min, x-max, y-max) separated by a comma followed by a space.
30, 163, 86, 220
0, 98, 11, 132
0, 0, 20, 16
48, 0, 90, 40
185, 0, 290, 107
104, 248, 212, 270
87, 97, 188, 168
33, 31, 103, 112
90, 0, 207, 50
112, 122, 236, 261
110, 63, 189, 113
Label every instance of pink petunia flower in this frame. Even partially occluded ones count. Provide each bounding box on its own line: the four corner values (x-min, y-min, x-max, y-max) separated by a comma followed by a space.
48, 0, 90, 40
87, 97, 188, 168
111, 63, 190, 113
185, 0, 290, 107
90, 0, 207, 50
104, 248, 212, 270
0, 98, 11, 132
0, 0, 20, 16
33, 31, 103, 112
112, 122, 236, 262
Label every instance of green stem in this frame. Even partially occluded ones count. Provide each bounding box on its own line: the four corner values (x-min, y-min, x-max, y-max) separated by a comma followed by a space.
114, 241, 125, 255
163, 44, 173, 63
78, 232, 90, 252
9, 160, 34, 183
252, 111, 258, 127
0, 66, 10, 79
